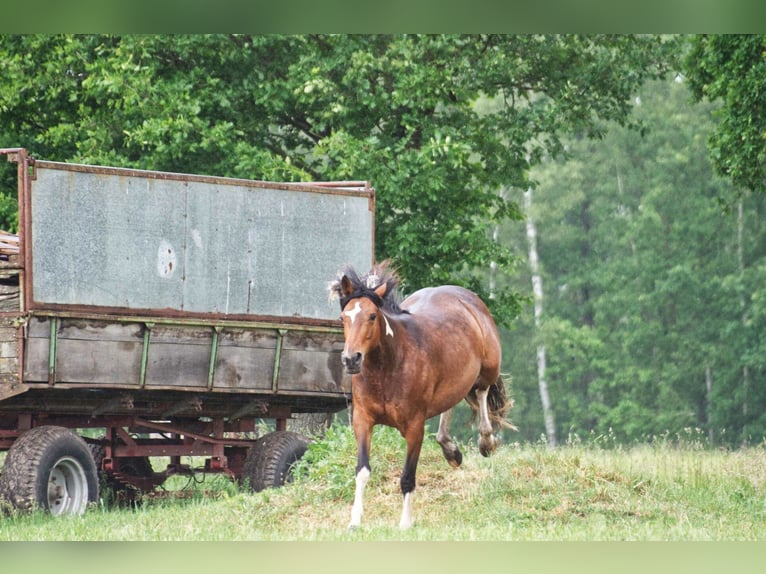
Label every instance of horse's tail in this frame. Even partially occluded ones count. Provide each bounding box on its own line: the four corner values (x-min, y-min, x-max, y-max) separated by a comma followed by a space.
466, 375, 517, 432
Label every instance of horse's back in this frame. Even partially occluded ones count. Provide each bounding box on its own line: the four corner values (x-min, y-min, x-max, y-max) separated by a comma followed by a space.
401, 285, 501, 395
403, 285, 490, 319
402, 285, 500, 347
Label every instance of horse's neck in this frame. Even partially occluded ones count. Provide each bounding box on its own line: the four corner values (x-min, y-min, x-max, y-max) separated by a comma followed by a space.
366, 312, 407, 371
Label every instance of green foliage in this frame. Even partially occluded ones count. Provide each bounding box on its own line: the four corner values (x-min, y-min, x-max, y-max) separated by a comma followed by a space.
0, 144, 18, 231
292, 422, 359, 500
504, 75, 766, 446
0, 34, 677, 325
684, 35, 766, 197
293, 422, 417, 505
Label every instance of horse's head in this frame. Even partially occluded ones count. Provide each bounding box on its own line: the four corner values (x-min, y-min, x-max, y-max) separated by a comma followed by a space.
339, 278, 388, 374
329, 261, 405, 375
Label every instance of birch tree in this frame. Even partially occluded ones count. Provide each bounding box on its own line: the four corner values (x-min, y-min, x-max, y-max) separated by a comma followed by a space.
524, 187, 557, 446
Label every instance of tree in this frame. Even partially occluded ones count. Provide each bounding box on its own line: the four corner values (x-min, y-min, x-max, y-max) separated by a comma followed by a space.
0, 34, 678, 327
684, 34, 766, 197
524, 186, 557, 446
504, 75, 766, 445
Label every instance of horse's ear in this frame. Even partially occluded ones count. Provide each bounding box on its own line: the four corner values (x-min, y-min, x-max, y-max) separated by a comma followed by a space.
340, 275, 354, 297
374, 282, 388, 299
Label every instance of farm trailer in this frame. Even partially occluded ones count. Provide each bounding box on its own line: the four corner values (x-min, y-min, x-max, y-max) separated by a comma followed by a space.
0, 148, 373, 515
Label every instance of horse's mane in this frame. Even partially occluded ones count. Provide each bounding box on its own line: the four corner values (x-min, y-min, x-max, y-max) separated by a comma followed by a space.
329, 260, 408, 315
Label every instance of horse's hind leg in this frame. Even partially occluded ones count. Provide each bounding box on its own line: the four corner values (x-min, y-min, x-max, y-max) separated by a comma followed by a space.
436, 408, 463, 468
476, 387, 498, 457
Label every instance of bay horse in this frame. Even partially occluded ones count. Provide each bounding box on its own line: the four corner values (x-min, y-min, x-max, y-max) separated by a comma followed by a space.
329, 261, 514, 529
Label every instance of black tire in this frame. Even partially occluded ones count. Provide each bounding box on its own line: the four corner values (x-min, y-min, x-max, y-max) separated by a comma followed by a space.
242, 431, 310, 492
0, 426, 99, 515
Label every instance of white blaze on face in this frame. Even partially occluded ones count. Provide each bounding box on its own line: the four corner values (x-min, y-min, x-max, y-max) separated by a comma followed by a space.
343, 301, 363, 324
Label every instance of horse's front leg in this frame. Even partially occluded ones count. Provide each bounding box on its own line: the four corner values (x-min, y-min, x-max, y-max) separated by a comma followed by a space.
399, 424, 424, 530
350, 415, 373, 529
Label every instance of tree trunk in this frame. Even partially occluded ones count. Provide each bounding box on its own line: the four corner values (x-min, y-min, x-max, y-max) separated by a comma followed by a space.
525, 187, 557, 447
737, 200, 749, 422
489, 187, 508, 301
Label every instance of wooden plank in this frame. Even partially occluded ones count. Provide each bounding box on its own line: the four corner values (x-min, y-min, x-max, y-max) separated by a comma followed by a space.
55, 338, 143, 385
213, 328, 277, 390
0, 341, 18, 358
20, 316, 350, 399
145, 325, 212, 389
26, 316, 51, 338
23, 317, 50, 382
277, 331, 348, 393
0, 231, 19, 256
0, 274, 19, 311
24, 318, 145, 385
23, 337, 48, 382
0, 357, 19, 373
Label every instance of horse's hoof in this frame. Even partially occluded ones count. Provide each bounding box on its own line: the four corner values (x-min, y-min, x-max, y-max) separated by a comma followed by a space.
445, 448, 462, 468
479, 436, 497, 457
348, 524, 359, 531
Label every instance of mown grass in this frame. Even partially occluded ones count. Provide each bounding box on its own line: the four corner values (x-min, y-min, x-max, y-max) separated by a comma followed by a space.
1, 424, 765, 541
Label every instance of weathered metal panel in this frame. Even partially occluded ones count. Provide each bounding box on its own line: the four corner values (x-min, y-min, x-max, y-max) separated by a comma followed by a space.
29, 164, 373, 320
31, 169, 187, 311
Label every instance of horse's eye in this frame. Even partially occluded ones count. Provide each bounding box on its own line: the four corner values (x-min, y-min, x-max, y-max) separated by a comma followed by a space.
369, 313, 377, 321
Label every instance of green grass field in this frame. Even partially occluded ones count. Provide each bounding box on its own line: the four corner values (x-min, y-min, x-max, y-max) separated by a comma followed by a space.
1, 424, 764, 541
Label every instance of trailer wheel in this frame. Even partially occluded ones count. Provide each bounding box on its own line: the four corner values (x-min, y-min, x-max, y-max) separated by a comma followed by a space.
0, 426, 98, 515
243, 431, 310, 492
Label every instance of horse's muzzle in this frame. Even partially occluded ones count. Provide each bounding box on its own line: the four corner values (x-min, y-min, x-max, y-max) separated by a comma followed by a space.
342, 352, 363, 374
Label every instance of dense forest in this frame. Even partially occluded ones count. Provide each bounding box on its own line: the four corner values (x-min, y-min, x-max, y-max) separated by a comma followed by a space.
503, 76, 766, 446
1, 34, 763, 447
